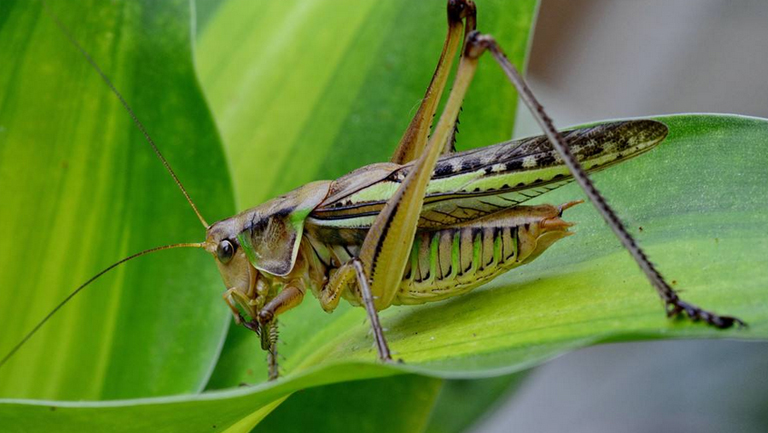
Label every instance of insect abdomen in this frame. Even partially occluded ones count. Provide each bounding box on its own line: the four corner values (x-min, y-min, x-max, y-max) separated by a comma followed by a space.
306, 204, 572, 308
395, 225, 520, 305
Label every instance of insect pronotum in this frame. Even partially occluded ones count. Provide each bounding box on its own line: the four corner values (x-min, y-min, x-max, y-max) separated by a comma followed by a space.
0, 0, 744, 386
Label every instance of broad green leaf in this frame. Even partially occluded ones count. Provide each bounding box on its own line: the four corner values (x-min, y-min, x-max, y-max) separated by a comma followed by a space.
0, 0, 234, 400
2, 95, 767, 432
2, 0, 767, 430
423, 373, 526, 433
255, 375, 443, 433
0, 363, 392, 433
1, 112, 765, 428
0, 364, 497, 433
251, 373, 525, 433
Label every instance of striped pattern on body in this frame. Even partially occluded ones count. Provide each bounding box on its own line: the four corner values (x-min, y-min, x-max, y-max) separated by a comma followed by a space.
309, 120, 668, 232
305, 223, 523, 305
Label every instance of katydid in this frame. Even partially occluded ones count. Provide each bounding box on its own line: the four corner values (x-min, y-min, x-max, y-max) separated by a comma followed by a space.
0, 0, 744, 382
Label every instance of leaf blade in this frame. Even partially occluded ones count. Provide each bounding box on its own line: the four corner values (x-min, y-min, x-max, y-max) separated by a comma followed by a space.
0, 0, 235, 400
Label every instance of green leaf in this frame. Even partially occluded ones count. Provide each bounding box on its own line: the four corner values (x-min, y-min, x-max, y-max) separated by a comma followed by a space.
0, 0, 234, 400
2, 0, 767, 431
423, 373, 526, 433
0, 363, 388, 433
255, 375, 443, 433
251, 373, 525, 433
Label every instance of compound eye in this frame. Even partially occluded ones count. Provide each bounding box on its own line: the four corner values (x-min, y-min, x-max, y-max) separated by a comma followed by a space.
217, 239, 236, 264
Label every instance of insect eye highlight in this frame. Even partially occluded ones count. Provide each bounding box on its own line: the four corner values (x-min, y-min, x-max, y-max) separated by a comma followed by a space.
217, 239, 237, 264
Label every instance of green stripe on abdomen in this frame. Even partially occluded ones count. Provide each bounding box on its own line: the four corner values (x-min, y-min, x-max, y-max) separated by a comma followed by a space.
396, 225, 520, 305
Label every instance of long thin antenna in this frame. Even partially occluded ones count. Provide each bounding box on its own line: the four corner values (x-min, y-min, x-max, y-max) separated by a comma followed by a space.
0, 242, 206, 369
41, 1, 210, 228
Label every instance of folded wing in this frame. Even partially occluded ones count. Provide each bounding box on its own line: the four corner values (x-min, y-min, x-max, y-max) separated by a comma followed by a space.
308, 120, 668, 243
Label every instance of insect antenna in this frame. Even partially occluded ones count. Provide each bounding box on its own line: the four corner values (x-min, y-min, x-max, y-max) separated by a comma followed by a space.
0, 242, 207, 369
41, 0, 209, 228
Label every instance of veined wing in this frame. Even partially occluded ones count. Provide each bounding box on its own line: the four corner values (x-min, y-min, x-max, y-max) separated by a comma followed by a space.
307, 120, 668, 242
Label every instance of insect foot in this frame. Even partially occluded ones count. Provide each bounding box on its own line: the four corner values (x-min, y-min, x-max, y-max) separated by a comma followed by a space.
665, 296, 747, 329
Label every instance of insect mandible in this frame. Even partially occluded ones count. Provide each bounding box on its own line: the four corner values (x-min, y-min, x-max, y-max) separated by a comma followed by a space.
0, 0, 745, 385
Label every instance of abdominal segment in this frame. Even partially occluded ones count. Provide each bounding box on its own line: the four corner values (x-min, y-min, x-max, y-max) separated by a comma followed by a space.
394, 224, 523, 305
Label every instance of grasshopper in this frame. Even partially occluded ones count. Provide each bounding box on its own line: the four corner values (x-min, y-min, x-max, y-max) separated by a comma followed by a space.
0, 0, 744, 382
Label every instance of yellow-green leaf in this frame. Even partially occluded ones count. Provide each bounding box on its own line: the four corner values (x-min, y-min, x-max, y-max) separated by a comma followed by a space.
0, 0, 234, 400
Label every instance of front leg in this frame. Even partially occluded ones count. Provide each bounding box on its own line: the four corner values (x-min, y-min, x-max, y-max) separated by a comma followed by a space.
252, 284, 305, 380
262, 320, 279, 381
222, 287, 259, 325
236, 316, 280, 381
222, 288, 243, 324
224, 281, 296, 380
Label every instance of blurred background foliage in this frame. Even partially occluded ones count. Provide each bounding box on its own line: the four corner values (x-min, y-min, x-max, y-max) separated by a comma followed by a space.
0, 0, 766, 432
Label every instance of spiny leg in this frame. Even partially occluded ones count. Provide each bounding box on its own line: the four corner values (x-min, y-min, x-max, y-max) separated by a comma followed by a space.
265, 320, 279, 381
353, 260, 391, 360
471, 34, 745, 328
236, 314, 279, 381
390, 0, 476, 164
224, 283, 298, 380
237, 316, 279, 381
251, 284, 304, 380
234, 315, 276, 381
353, 29, 488, 360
